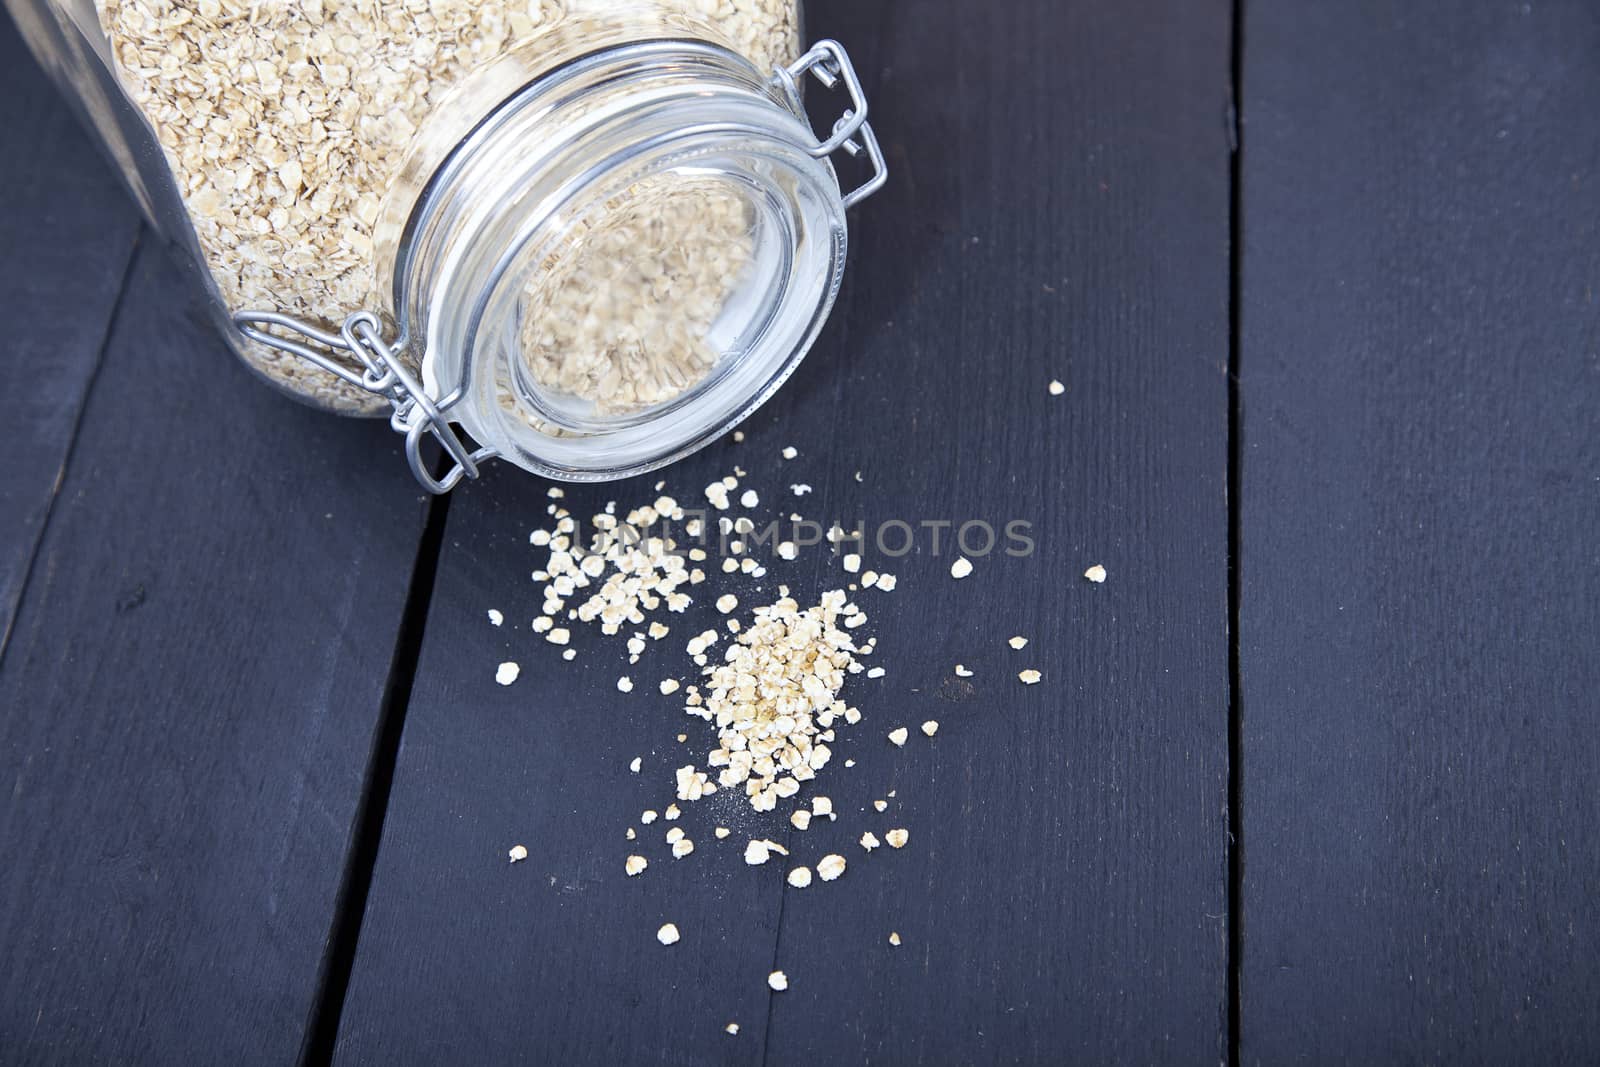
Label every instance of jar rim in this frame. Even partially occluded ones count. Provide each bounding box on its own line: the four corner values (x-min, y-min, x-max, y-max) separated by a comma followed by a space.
396, 39, 849, 482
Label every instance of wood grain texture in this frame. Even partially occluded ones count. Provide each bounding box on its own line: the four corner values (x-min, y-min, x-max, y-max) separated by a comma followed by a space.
0, 14, 140, 654
336, 0, 1233, 1062
1238, 2, 1600, 1061
0, 236, 430, 1061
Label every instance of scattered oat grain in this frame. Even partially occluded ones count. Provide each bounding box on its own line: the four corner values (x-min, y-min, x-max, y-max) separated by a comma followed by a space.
657, 923, 680, 946
508, 844, 528, 863
950, 557, 974, 579
885, 828, 909, 849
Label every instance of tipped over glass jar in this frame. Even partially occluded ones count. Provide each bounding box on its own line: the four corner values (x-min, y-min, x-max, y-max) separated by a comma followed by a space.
8, 0, 885, 490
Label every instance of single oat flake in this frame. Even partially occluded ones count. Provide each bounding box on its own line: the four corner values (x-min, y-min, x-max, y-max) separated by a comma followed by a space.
860, 832, 880, 851
495, 662, 520, 686
725, 1022, 740, 1035
787, 866, 813, 888
1009, 636, 1029, 650
657, 923, 680, 946
817, 854, 846, 881
1019, 669, 1043, 685
921, 720, 939, 737
768, 971, 788, 991
885, 828, 910, 849
625, 855, 648, 877
1085, 564, 1108, 583
508, 844, 528, 863
889, 931, 902, 947
950, 557, 974, 579
888, 727, 909, 747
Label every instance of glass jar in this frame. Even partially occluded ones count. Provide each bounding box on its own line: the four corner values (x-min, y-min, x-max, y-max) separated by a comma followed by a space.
6, 0, 884, 490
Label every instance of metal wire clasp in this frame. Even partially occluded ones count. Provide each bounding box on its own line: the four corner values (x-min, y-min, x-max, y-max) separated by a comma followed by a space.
773, 40, 888, 209
234, 310, 496, 494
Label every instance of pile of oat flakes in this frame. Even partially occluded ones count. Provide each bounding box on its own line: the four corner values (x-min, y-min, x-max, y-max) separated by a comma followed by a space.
490, 438, 1089, 1015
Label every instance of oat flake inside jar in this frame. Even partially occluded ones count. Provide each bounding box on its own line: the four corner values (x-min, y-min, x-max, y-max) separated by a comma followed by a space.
8, 0, 885, 490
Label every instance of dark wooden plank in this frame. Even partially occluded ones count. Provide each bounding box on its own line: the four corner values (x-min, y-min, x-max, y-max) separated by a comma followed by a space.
337, 0, 1232, 1062
1239, 2, 1600, 1062
0, 12, 140, 652
0, 230, 431, 1058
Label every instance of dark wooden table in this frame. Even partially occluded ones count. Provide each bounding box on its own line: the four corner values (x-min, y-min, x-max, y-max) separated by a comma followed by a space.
2, 2, 1597, 1064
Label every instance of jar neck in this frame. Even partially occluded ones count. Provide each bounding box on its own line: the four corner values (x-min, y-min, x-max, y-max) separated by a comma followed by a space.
391, 39, 847, 480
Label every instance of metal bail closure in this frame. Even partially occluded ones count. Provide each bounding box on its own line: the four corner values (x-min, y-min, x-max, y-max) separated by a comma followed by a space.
234, 309, 497, 494
772, 40, 888, 209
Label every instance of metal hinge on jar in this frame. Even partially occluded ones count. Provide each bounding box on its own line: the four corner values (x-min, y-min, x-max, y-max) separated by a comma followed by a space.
771, 40, 888, 209
234, 310, 496, 494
